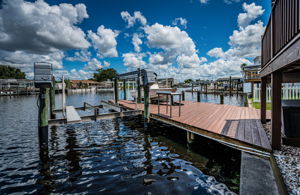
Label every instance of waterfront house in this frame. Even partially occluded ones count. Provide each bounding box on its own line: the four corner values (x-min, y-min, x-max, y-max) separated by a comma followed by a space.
216, 77, 242, 91
242, 56, 261, 95
70, 80, 102, 89
260, 0, 300, 149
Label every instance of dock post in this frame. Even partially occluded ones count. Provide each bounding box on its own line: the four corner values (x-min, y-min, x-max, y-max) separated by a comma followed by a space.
50, 76, 56, 119
187, 131, 195, 149
182, 91, 185, 101
229, 76, 232, 95
123, 79, 126, 100
144, 84, 150, 122
220, 93, 224, 104
236, 81, 239, 95
191, 83, 194, 95
261, 77, 267, 123
271, 71, 282, 150
205, 84, 208, 94
197, 91, 201, 102
38, 88, 49, 149
114, 78, 118, 104
137, 68, 141, 103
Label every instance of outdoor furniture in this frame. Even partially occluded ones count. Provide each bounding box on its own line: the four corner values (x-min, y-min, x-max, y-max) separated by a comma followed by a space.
157, 91, 182, 118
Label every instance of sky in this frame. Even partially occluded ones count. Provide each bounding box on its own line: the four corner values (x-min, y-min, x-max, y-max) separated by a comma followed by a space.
0, 0, 271, 81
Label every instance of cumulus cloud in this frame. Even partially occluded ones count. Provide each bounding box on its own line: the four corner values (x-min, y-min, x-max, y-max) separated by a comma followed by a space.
84, 58, 110, 71
88, 25, 119, 58
237, 3, 264, 28
121, 11, 147, 28
172, 17, 188, 29
122, 53, 146, 69
0, 0, 90, 53
144, 23, 204, 69
207, 48, 225, 58
132, 33, 143, 52
224, 0, 240, 4
66, 50, 91, 62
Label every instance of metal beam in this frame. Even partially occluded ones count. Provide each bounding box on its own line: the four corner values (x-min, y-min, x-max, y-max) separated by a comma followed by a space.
48, 110, 142, 125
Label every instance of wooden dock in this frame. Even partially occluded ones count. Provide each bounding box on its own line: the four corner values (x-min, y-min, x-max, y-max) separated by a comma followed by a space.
116, 100, 272, 154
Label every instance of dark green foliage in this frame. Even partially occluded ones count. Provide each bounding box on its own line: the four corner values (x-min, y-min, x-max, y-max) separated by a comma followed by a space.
184, 79, 193, 83
0, 65, 26, 79
93, 68, 117, 82
64, 79, 71, 88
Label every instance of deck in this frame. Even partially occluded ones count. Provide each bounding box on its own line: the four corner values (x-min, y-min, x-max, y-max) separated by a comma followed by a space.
116, 100, 272, 154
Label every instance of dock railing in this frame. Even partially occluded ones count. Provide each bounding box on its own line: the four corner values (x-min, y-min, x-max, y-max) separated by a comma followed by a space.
262, 0, 300, 67
253, 84, 300, 102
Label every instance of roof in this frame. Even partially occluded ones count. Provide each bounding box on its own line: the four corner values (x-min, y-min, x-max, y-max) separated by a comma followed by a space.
242, 65, 261, 71
70, 80, 100, 84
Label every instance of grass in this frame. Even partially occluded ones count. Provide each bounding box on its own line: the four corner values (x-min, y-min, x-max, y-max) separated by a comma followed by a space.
249, 98, 272, 110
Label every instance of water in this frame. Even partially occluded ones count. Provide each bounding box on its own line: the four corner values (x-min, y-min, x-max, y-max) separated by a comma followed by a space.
0, 92, 241, 194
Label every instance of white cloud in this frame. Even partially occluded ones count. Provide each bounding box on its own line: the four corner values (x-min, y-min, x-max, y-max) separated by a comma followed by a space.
84, 58, 102, 71
199, 0, 209, 4
121, 11, 147, 28
224, 0, 240, 4
177, 54, 207, 68
88, 25, 119, 58
144, 23, 197, 57
122, 53, 146, 68
132, 33, 142, 52
66, 50, 91, 62
237, 3, 264, 28
0, 0, 90, 53
172, 17, 188, 29
207, 48, 225, 58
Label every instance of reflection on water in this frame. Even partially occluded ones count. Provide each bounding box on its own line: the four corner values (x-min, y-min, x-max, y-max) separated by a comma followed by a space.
0, 92, 240, 194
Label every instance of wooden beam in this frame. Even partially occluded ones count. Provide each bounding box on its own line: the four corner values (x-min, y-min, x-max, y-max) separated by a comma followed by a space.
261, 35, 300, 77
137, 68, 141, 103
114, 78, 118, 104
282, 71, 300, 82
123, 79, 126, 100
144, 85, 150, 121
261, 77, 267, 123
271, 71, 282, 150
66, 106, 81, 123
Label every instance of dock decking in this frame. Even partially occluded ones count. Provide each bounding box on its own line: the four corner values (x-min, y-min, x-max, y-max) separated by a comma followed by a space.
116, 100, 272, 154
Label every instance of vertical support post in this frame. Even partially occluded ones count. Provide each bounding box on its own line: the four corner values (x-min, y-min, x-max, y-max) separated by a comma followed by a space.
261, 77, 267, 123
114, 77, 118, 104
197, 91, 201, 102
251, 82, 254, 97
137, 68, 141, 103
38, 88, 49, 148
236, 82, 239, 95
229, 76, 232, 95
123, 79, 126, 100
50, 76, 56, 119
62, 76, 66, 117
182, 91, 185, 101
220, 93, 224, 104
191, 83, 194, 95
200, 84, 203, 92
271, 71, 282, 150
205, 84, 208, 94
144, 84, 150, 122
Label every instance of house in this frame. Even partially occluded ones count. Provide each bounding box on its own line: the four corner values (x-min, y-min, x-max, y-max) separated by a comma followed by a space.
70, 80, 102, 89
0, 79, 34, 90
260, 0, 300, 149
242, 56, 261, 95
216, 77, 242, 90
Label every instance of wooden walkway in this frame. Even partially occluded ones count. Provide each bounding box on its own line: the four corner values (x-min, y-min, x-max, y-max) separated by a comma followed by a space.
117, 100, 272, 153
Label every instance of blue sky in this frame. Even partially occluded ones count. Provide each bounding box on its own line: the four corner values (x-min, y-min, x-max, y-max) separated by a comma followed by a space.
0, 0, 271, 80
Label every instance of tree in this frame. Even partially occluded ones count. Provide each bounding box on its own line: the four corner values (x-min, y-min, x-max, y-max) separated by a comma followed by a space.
240, 63, 247, 69
0, 65, 26, 79
93, 68, 117, 82
184, 79, 193, 83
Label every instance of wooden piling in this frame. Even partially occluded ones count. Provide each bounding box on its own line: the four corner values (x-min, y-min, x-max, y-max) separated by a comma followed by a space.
187, 131, 195, 144
197, 91, 201, 102
38, 88, 49, 148
205, 84, 208, 94
220, 93, 224, 104
50, 77, 56, 119
123, 79, 126, 100
191, 83, 194, 95
137, 68, 141, 103
114, 78, 118, 104
182, 91, 185, 101
144, 84, 150, 121
229, 76, 232, 95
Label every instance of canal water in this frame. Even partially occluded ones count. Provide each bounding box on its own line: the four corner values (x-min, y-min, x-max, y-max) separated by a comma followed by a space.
0, 91, 242, 194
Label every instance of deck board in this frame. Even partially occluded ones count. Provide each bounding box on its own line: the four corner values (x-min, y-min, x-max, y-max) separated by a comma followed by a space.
117, 100, 272, 151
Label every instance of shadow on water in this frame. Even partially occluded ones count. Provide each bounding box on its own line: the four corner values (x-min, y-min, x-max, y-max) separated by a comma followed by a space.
0, 93, 241, 194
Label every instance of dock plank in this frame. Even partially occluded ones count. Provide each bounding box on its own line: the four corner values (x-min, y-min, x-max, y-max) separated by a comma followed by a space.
117, 100, 271, 152
66, 106, 81, 123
